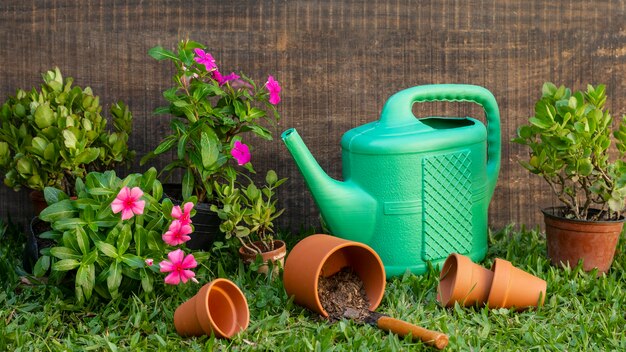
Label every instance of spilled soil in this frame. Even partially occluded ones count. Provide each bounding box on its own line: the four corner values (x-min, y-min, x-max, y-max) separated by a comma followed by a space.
318, 267, 371, 322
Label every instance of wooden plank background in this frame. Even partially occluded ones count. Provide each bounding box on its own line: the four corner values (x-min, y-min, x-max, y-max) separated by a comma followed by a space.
1, 0, 625, 233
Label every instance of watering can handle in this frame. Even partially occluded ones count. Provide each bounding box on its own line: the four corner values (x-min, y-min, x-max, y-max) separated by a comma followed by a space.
379, 84, 501, 199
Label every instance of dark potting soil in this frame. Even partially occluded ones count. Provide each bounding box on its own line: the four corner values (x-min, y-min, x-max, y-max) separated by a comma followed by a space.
318, 267, 371, 322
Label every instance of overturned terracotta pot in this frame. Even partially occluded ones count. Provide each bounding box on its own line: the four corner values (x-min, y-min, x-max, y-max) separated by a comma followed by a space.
437, 253, 546, 310
437, 253, 494, 307
283, 234, 386, 316
174, 279, 249, 339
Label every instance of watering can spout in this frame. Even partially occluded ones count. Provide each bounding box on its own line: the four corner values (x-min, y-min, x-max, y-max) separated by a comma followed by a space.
281, 128, 377, 241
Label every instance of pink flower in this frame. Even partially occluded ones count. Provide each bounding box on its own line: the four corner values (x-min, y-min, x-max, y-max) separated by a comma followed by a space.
159, 249, 198, 285
193, 48, 217, 71
266, 75, 281, 105
231, 140, 251, 165
212, 70, 240, 86
172, 202, 194, 226
145, 258, 154, 266
162, 220, 193, 246
111, 187, 145, 220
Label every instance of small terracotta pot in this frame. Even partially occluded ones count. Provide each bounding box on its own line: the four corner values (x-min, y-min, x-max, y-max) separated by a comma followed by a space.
487, 258, 547, 309
543, 207, 624, 273
173, 279, 249, 339
283, 234, 386, 317
437, 253, 547, 310
238, 240, 287, 275
437, 253, 494, 307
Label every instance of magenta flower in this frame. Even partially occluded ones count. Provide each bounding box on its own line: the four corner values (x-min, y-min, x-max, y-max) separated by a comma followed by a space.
172, 202, 194, 226
212, 70, 240, 86
266, 75, 281, 105
111, 187, 145, 220
162, 220, 193, 246
159, 249, 198, 285
145, 258, 154, 267
193, 48, 217, 71
231, 140, 251, 165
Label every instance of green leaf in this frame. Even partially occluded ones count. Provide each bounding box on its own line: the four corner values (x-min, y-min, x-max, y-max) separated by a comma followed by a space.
52, 259, 80, 272
39, 199, 76, 222
107, 261, 122, 297
50, 246, 81, 260
52, 218, 88, 231
141, 167, 157, 190
44, 187, 69, 205
148, 46, 178, 61
177, 133, 188, 160
121, 254, 144, 269
34, 104, 54, 129
82, 249, 98, 265
117, 223, 132, 255
62, 129, 78, 149
87, 187, 115, 196
140, 269, 154, 293
96, 241, 118, 258
134, 224, 146, 256
153, 136, 177, 155
76, 264, 95, 300
200, 132, 219, 168
182, 170, 194, 200
75, 148, 100, 164
75, 226, 90, 255
33, 255, 50, 277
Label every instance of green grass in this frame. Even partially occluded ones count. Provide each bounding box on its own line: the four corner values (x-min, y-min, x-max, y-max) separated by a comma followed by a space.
2, 219, 626, 351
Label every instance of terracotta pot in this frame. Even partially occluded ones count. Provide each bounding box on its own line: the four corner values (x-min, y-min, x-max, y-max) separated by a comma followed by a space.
283, 234, 386, 317
543, 207, 624, 273
238, 240, 287, 275
487, 258, 547, 309
437, 253, 494, 307
29, 190, 47, 215
173, 279, 249, 339
437, 253, 547, 310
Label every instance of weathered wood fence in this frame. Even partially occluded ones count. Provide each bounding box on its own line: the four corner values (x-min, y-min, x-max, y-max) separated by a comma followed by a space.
2, 0, 626, 232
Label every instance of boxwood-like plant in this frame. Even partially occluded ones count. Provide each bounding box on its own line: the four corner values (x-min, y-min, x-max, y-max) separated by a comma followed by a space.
0, 68, 134, 195
36, 168, 207, 302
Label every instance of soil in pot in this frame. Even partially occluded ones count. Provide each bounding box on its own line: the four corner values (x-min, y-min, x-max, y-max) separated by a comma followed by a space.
318, 267, 370, 322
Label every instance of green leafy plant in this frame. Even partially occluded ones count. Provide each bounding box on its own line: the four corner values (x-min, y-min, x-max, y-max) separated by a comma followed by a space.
140, 39, 282, 204
513, 82, 626, 220
0, 68, 135, 195
35, 168, 206, 303
210, 169, 286, 255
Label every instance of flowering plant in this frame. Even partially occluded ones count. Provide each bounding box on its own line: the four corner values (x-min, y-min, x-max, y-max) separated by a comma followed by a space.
141, 39, 282, 204
35, 168, 207, 303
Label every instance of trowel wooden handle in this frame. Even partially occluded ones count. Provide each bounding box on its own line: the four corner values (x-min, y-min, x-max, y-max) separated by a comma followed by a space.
376, 316, 448, 350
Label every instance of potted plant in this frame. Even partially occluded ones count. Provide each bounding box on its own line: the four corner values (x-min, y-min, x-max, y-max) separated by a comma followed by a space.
211, 169, 286, 274
0, 67, 135, 213
512, 82, 626, 273
141, 39, 282, 250
34, 167, 208, 303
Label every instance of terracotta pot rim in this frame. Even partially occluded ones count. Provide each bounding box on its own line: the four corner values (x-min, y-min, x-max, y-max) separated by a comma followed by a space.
541, 206, 625, 224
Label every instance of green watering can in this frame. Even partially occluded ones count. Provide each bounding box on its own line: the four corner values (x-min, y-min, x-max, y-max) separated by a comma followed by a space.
282, 84, 501, 277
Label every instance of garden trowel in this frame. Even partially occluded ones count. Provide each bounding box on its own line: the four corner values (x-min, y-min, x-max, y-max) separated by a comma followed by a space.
343, 308, 449, 350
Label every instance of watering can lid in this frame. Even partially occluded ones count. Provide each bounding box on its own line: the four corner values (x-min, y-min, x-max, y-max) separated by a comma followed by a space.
341, 117, 486, 155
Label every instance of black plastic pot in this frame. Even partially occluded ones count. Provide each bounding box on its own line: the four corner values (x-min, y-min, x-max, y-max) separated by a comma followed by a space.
162, 183, 222, 251
23, 216, 54, 273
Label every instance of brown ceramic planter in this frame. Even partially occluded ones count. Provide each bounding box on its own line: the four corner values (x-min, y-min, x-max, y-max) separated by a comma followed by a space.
283, 234, 386, 317
437, 253, 547, 310
543, 207, 624, 273
173, 279, 249, 339
29, 190, 47, 215
238, 240, 287, 275
437, 253, 494, 307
